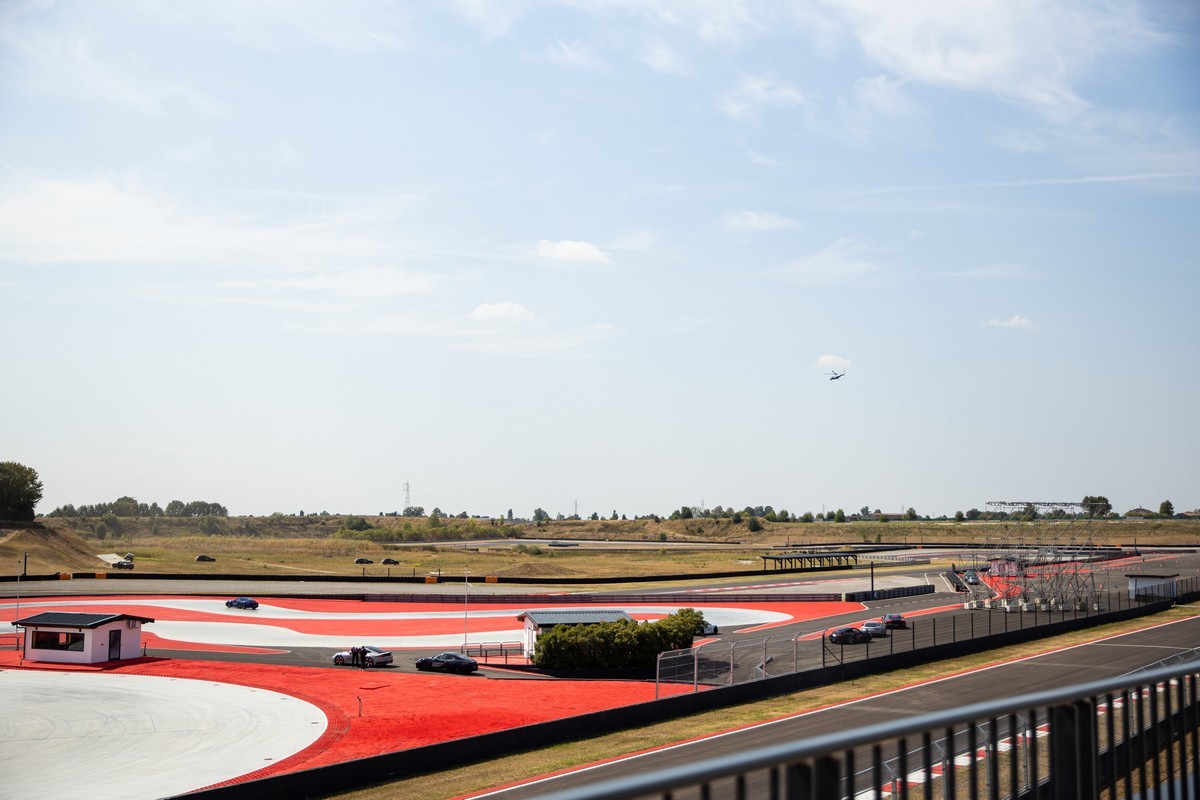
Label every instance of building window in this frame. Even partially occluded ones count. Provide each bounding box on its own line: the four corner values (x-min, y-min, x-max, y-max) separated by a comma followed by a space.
32, 631, 85, 651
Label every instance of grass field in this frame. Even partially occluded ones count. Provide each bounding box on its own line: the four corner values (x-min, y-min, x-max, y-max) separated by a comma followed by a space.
2, 515, 1197, 579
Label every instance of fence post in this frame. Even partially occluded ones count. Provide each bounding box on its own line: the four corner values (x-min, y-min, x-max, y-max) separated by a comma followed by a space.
693, 646, 699, 693
730, 641, 735, 685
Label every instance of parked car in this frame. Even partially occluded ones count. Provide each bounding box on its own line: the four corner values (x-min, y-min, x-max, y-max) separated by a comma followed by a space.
113, 560, 134, 569
226, 596, 259, 609
861, 620, 888, 638
195, 554, 216, 562
828, 626, 871, 645
381, 558, 399, 565
881, 613, 907, 629
415, 652, 479, 674
354, 557, 373, 564
695, 621, 719, 635
332, 646, 394, 667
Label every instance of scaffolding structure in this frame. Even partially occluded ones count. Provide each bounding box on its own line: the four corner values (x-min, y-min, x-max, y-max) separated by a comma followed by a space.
965, 501, 1108, 611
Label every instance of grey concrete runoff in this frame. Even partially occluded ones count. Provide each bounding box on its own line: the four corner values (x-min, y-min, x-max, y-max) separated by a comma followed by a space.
0, 670, 326, 800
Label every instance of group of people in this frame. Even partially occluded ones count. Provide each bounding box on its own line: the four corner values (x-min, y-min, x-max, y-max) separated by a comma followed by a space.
348, 645, 373, 668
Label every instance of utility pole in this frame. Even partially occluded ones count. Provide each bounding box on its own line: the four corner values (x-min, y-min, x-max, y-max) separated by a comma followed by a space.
403, 480, 411, 511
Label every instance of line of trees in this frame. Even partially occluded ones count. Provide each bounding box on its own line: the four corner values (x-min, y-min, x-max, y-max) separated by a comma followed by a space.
45, 496, 228, 518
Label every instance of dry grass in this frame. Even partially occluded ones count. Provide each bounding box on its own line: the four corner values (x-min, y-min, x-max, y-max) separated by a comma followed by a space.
327, 605, 1200, 800
7, 516, 1197, 579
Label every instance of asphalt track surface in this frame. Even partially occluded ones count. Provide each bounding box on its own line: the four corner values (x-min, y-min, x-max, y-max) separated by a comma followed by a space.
468, 615, 1200, 800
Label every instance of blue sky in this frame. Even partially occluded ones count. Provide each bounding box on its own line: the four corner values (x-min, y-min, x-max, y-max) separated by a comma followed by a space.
2, 1, 1197, 519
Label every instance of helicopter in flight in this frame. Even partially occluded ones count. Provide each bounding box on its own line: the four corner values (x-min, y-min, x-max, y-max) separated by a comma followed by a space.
827, 370, 846, 381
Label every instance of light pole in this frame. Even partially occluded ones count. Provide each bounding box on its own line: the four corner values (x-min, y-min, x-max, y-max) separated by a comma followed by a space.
463, 564, 470, 651
14, 559, 21, 652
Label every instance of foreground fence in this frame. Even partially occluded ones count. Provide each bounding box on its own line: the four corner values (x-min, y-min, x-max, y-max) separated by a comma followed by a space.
657, 585, 1191, 696
539, 660, 1200, 800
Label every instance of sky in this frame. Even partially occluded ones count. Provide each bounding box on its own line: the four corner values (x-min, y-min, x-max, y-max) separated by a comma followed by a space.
2, 1, 1198, 521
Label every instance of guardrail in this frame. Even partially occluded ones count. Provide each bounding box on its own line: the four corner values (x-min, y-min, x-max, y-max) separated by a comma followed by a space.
535, 659, 1200, 800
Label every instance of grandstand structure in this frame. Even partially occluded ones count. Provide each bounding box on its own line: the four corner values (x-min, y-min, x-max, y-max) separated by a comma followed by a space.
965, 500, 1113, 611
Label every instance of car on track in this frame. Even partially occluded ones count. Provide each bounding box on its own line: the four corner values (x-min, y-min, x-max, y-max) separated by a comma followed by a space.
226, 596, 259, 609
828, 626, 872, 645
861, 620, 888, 638
195, 554, 216, 562
415, 652, 479, 674
113, 560, 134, 569
381, 557, 399, 565
881, 613, 907, 629
332, 646, 394, 667
354, 557, 373, 564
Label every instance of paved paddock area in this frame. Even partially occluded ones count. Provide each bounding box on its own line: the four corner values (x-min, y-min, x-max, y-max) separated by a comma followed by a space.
0, 670, 326, 800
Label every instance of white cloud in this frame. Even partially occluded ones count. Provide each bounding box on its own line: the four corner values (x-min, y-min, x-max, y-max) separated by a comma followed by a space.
546, 37, 607, 70
641, 40, 686, 74
155, 0, 414, 53
535, 239, 610, 263
775, 238, 883, 285
817, 354, 851, 370
448, 0, 531, 40
0, 13, 219, 117
0, 173, 422, 268
722, 209, 798, 232
827, 0, 1164, 122
839, 74, 919, 138
716, 75, 803, 120
985, 314, 1038, 330
276, 141, 299, 164
469, 301, 535, 323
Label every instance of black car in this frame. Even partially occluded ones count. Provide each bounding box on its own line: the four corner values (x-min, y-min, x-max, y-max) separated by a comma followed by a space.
354, 557, 373, 564
881, 613, 907, 629
381, 557, 399, 565
195, 554, 216, 562
828, 626, 871, 645
415, 652, 479, 674
226, 596, 259, 610
113, 560, 134, 569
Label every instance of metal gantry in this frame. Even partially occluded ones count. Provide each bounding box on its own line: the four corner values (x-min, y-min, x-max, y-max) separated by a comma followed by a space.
970, 501, 1104, 611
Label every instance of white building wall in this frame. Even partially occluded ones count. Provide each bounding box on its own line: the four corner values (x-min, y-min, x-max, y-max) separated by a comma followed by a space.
23, 621, 146, 664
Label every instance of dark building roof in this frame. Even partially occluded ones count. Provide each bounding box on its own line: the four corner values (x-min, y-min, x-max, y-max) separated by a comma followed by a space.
14, 612, 155, 629
517, 610, 634, 627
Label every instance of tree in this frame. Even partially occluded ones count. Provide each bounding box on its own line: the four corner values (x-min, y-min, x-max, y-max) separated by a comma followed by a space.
746, 516, 763, 532
1160, 500, 1175, 517
0, 462, 43, 521
834, 509, 846, 523
903, 507, 918, 521
1082, 495, 1112, 517
860, 505, 870, 517
532, 507, 551, 523
954, 510, 965, 522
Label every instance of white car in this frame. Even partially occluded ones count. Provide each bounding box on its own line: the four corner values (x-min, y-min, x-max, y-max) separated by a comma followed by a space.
332, 646, 394, 667
861, 620, 888, 638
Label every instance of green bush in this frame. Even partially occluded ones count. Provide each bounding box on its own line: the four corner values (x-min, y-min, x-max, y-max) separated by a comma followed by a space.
532, 609, 705, 669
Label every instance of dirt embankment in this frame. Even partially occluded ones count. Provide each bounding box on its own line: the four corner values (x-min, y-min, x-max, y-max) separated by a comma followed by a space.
0, 524, 108, 574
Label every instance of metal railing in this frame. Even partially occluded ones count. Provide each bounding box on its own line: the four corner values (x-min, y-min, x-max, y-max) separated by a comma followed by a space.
534, 660, 1200, 800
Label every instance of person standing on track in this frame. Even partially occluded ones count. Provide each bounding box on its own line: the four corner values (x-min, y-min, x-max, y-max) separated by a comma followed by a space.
350, 645, 359, 667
